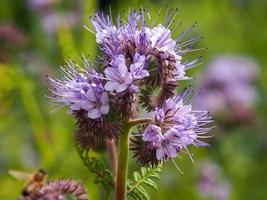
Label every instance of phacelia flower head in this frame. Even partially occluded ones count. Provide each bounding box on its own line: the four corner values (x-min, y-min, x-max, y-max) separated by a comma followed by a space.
47, 8, 212, 163
47, 62, 109, 119
20, 179, 88, 200
131, 89, 213, 166
47, 60, 121, 147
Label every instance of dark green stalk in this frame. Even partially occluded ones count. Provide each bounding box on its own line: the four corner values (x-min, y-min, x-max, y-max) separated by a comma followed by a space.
115, 122, 131, 200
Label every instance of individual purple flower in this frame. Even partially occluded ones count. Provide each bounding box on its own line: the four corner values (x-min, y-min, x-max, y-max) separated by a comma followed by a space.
155, 94, 199, 131
155, 128, 182, 160
134, 26, 151, 55
130, 53, 149, 80
91, 12, 117, 44
143, 124, 163, 148
143, 126, 182, 160
90, 12, 122, 57
81, 86, 109, 119
147, 24, 176, 51
104, 54, 134, 93
145, 23, 190, 81
118, 11, 141, 43
104, 53, 148, 93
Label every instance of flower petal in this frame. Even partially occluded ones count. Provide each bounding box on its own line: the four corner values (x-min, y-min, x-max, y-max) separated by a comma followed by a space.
100, 92, 109, 104
70, 103, 81, 110
156, 146, 165, 160
104, 81, 117, 92
81, 100, 95, 110
116, 84, 128, 93
86, 89, 97, 102
100, 105, 109, 114
87, 108, 101, 119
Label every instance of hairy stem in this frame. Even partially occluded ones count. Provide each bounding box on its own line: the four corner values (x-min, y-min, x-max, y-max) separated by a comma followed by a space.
115, 122, 131, 200
115, 118, 152, 200
106, 139, 117, 177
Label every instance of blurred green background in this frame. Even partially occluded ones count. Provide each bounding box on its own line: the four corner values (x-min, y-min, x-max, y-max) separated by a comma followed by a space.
1, 0, 267, 199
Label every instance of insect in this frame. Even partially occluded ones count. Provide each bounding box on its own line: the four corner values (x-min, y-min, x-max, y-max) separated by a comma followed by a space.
9, 168, 47, 196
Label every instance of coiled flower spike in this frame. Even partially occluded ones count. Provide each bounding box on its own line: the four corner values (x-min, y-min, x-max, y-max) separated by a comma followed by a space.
46, 9, 214, 200
45, 7, 216, 200
131, 88, 213, 167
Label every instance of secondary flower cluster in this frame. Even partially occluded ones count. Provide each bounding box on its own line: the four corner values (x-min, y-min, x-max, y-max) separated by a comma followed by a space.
145, 95, 211, 159
20, 179, 88, 200
47, 9, 213, 165
131, 89, 213, 166
194, 55, 258, 113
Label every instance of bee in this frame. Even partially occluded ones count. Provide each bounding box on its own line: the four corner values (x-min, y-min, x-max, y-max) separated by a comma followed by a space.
9, 169, 47, 196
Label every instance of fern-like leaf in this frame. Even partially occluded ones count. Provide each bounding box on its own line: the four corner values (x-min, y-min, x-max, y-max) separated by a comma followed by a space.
127, 166, 162, 200
75, 143, 114, 198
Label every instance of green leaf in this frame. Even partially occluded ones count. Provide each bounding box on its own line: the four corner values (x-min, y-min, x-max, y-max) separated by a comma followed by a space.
127, 166, 162, 200
144, 179, 158, 190
75, 143, 114, 199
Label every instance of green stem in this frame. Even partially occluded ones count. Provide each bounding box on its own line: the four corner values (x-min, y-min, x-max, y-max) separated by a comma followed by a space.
115, 122, 131, 200
106, 139, 117, 177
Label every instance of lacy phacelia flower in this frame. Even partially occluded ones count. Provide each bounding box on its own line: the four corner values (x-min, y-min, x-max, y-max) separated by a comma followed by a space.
90, 9, 200, 83
132, 90, 213, 165
20, 179, 88, 200
47, 61, 121, 146
47, 8, 211, 158
47, 63, 109, 119
130, 53, 149, 80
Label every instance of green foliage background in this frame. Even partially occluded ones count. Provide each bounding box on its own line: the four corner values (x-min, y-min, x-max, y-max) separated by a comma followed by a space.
0, 0, 267, 199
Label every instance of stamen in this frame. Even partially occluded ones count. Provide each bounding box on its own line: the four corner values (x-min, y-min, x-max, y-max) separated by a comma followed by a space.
176, 22, 197, 42
184, 146, 195, 163
50, 104, 66, 113
83, 25, 96, 34
150, 8, 161, 27
171, 158, 184, 174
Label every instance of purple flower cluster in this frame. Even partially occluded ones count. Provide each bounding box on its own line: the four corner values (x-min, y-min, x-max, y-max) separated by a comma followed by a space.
90, 10, 192, 83
47, 8, 213, 163
194, 55, 259, 113
142, 91, 212, 161
20, 179, 88, 200
47, 64, 109, 119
